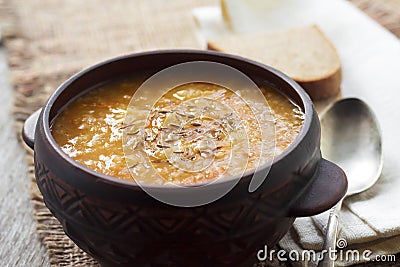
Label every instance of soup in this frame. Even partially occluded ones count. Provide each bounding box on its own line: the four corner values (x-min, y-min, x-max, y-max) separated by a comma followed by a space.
52, 77, 304, 185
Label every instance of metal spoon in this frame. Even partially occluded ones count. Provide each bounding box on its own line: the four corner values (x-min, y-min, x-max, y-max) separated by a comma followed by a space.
318, 98, 383, 267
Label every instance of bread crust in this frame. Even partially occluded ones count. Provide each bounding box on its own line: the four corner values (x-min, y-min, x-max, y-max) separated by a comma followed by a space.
298, 67, 341, 101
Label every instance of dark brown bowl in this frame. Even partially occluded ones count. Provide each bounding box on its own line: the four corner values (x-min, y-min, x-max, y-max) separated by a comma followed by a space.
22, 50, 347, 267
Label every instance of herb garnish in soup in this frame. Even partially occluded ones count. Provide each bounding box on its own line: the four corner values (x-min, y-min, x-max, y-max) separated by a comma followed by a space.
52, 78, 304, 185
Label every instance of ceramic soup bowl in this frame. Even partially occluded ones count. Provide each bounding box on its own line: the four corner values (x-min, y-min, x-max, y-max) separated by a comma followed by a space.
22, 50, 347, 267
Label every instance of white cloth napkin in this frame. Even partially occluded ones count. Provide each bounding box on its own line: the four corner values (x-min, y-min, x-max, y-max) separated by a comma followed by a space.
193, 0, 400, 266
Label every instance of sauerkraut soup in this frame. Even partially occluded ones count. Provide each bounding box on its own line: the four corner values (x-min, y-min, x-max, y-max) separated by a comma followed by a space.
52, 76, 304, 185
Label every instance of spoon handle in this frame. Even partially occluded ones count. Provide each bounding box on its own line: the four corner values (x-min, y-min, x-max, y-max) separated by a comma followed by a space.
318, 198, 344, 267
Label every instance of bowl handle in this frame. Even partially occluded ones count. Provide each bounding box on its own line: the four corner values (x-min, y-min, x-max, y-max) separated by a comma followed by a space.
287, 158, 347, 217
22, 108, 42, 150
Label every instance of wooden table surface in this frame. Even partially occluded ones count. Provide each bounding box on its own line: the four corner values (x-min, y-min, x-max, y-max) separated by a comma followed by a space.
0, 46, 50, 266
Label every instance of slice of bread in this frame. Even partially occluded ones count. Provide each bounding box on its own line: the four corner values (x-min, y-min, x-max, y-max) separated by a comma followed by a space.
207, 25, 342, 100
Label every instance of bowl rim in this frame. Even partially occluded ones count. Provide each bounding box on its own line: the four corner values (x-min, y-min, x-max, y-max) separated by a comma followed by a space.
41, 49, 314, 190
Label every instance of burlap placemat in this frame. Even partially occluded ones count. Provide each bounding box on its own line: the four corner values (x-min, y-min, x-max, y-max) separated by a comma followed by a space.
0, 0, 399, 266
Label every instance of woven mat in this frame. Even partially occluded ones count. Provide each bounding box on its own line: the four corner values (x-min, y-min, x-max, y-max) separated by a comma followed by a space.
0, 0, 399, 266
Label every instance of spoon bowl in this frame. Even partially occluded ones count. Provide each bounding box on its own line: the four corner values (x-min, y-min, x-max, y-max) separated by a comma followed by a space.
321, 98, 383, 196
